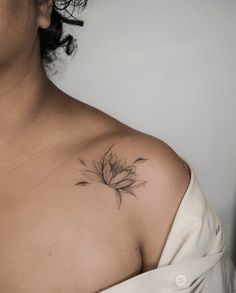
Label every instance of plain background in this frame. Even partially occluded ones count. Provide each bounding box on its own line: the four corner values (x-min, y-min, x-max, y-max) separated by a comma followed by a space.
50, 0, 236, 263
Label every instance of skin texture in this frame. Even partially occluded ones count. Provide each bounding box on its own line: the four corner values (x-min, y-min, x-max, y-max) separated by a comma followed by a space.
0, 1, 191, 292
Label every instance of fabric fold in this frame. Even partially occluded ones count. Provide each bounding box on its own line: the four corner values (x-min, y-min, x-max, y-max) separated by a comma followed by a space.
101, 158, 236, 293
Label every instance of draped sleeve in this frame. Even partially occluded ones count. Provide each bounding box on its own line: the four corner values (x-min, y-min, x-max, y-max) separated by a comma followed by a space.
101, 158, 236, 293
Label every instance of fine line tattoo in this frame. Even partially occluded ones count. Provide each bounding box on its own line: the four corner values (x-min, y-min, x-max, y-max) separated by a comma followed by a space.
75, 145, 148, 209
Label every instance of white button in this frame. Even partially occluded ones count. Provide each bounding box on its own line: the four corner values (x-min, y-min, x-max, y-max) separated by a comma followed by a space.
175, 274, 188, 287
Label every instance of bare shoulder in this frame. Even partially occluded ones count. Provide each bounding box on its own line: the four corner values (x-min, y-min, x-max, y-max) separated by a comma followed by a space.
85, 128, 191, 213
60, 98, 191, 271
113, 131, 191, 271
79, 129, 191, 271
59, 95, 190, 223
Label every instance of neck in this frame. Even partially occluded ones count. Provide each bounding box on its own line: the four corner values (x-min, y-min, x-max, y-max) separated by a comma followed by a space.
0, 52, 55, 145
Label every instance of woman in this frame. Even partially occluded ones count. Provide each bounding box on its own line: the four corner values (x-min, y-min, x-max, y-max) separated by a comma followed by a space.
0, 1, 235, 292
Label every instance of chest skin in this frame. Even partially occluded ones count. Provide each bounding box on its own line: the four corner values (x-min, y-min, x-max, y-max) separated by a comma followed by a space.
0, 150, 143, 293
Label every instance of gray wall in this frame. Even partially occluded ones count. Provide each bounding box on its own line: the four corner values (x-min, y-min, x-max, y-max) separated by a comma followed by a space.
51, 0, 236, 261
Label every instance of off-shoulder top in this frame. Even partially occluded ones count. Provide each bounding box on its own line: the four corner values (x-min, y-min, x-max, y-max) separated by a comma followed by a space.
101, 158, 236, 293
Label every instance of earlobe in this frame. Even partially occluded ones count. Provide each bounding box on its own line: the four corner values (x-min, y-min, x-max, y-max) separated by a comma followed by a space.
37, 0, 54, 29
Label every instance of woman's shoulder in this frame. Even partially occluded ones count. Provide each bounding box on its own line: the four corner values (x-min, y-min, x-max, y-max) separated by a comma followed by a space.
67, 97, 191, 218
109, 132, 191, 271
66, 101, 191, 267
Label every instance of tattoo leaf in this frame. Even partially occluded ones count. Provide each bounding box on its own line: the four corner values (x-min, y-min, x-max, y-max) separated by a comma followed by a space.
78, 159, 87, 167
133, 157, 148, 164
122, 187, 137, 198
131, 180, 147, 189
115, 189, 122, 209
75, 181, 90, 186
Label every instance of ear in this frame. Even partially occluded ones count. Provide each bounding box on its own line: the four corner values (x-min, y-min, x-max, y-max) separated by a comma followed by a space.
37, 0, 54, 29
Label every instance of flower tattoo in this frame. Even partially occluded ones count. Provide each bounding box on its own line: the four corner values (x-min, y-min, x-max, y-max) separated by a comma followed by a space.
75, 145, 148, 209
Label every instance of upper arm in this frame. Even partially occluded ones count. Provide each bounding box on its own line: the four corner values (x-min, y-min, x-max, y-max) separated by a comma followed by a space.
117, 133, 191, 271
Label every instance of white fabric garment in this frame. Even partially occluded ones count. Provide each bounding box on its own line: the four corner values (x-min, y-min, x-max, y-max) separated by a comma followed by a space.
101, 158, 236, 293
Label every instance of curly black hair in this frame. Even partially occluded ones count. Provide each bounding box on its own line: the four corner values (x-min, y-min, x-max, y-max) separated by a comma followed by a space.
38, 0, 88, 72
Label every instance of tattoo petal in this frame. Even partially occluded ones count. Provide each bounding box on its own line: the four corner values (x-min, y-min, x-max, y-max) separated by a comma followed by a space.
110, 179, 134, 189
92, 160, 103, 175
81, 170, 102, 182
103, 162, 113, 184
109, 170, 130, 185
75, 145, 148, 209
